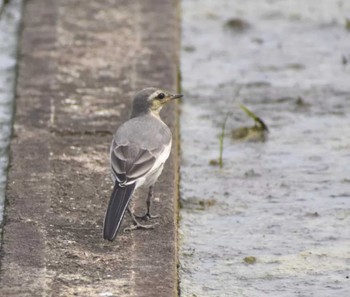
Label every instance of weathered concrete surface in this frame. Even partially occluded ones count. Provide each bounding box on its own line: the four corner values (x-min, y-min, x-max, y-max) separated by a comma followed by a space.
0, 0, 180, 296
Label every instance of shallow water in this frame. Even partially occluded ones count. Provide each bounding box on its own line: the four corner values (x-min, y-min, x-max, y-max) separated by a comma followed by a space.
0, 0, 22, 223
179, 0, 350, 296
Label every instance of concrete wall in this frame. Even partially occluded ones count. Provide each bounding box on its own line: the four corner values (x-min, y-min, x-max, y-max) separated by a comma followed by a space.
0, 0, 181, 296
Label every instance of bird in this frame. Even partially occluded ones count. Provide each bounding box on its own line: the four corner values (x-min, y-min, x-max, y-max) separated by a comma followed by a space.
103, 87, 183, 241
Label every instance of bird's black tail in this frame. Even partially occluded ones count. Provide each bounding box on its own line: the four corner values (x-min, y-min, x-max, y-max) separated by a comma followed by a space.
103, 182, 136, 241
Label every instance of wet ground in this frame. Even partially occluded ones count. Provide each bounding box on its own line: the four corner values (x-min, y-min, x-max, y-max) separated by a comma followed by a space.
0, 0, 22, 223
179, 0, 350, 296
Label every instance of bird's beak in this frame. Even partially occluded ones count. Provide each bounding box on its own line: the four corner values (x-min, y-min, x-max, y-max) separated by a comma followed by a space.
170, 94, 183, 100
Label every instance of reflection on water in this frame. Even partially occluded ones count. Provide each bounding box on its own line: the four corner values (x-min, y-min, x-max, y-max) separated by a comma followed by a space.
0, 0, 22, 223
179, 0, 350, 296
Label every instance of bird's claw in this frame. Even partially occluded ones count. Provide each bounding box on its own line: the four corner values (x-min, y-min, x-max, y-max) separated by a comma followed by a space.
135, 213, 160, 221
123, 221, 159, 232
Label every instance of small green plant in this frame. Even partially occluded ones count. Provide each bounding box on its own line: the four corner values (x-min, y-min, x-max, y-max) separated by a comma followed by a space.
239, 103, 269, 132
211, 86, 241, 168
231, 104, 269, 142
218, 113, 230, 168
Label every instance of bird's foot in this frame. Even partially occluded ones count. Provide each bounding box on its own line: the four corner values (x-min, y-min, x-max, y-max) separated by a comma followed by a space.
134, 212, 160, 221
123, 221, 158, 232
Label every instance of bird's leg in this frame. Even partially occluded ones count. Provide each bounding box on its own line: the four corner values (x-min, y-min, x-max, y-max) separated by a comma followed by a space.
123, 205, 158, 232
135, 186, 160, 221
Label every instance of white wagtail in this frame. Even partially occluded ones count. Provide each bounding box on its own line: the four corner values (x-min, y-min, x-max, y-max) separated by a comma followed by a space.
103, 87, 183, 241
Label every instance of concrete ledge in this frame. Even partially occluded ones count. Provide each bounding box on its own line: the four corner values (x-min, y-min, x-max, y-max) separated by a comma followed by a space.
0, 0, 180, 295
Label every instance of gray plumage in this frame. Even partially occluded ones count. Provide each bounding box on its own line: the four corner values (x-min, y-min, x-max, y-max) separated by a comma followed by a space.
103, 87, 182, 241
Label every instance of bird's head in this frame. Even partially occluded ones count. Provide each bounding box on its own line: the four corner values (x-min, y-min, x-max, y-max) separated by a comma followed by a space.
131, 87, 183, 118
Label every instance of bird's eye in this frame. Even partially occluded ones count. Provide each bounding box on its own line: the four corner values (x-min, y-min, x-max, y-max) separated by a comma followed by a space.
157, 93, 165, 99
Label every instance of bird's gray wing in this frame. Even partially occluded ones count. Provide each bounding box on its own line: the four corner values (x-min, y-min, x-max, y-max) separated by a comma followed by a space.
110, 115, 172, 184
111, 142, 166, 183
